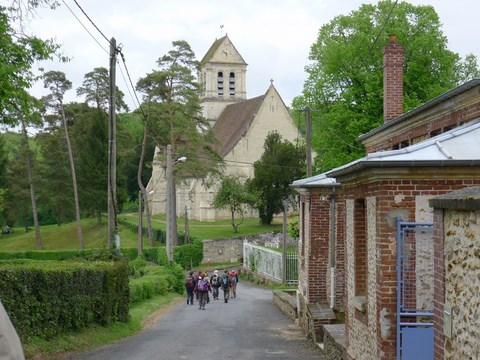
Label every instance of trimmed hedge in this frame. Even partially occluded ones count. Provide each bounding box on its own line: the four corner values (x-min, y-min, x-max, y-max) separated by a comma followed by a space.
129, 264, 184, 304
0, 245, 198, 267
173, 239, 203, 269
0, 259, 129, 340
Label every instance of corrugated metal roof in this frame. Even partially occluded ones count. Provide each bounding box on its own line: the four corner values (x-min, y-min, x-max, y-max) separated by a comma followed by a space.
291, 173, 339, 188
327, 119, 480, 177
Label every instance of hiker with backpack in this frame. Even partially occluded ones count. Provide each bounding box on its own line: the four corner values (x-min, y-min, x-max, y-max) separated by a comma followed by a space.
194, 273, 211, 310
229, 269, 238, 299
194, 271, 202, 300
220, 270, 231, 303
185, 271, 196, 305
210, 270, 221, 300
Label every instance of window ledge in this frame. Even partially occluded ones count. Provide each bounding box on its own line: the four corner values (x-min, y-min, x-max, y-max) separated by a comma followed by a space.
353, 296, 367, 313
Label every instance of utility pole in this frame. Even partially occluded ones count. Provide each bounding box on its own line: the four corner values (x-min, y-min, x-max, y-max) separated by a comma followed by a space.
108, 37, 118, 249
305, 106, 312, 178
165, 144, 174, 262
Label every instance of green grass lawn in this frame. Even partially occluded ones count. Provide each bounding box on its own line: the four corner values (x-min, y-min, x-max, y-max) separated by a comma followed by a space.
121, 212, 283, 240
0, 218, 142, 252
0, 214, 282, 252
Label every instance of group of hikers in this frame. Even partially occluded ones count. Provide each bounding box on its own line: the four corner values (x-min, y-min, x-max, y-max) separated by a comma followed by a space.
184, 269, 238, 310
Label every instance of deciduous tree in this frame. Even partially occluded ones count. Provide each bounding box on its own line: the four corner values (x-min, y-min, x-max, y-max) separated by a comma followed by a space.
248, 132, 306, 225
293, 0, 479, 172
213, 175, 256, 233
0, 5, 59, 125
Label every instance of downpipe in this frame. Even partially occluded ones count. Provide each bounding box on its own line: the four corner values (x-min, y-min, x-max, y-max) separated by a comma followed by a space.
329, 187, 336, 309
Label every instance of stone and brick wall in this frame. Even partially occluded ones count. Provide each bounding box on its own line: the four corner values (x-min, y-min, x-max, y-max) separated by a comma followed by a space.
341, 178, 480, 360
430, 187, 480, 360
202, 237, 244, 264
297, 188, 345, 338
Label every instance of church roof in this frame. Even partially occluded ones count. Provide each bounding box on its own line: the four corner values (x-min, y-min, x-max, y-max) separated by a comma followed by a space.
213, 95, 265, 157
200, 36, 225, 65
200, 34, 247, 65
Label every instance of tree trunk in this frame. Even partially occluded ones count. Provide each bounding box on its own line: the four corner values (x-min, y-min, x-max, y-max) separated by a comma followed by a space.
171, 178, 179, 246
61, 105, 84, 249
138, 190, 143, 256
184, 206, 189, 244
21, 118, 42, 249
137, 122, 154, 246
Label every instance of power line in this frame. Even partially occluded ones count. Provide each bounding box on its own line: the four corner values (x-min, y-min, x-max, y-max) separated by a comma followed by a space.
116, 61, 137, 110
118, 51, 146, 117
71, 0, 110, 44
64, 0, 146, 119
369, 0, 399, 53
60, 0, 108, 54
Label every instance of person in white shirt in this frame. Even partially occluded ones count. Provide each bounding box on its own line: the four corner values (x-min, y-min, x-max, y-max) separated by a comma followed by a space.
0, 299, 25, 360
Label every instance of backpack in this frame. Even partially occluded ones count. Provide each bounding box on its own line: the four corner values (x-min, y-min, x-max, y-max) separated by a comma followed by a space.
211, 274, 219, 287
198, 279, 209, 292
185, 276, 194, 289
230, 271, 238, 284
221, 274, 230, 288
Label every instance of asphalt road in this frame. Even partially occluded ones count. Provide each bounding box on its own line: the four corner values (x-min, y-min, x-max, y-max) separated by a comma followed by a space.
71, 281, 325, 360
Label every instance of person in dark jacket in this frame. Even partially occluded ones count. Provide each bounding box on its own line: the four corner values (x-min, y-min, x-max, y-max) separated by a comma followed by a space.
220, 270, 231, 303
185, 271, 196, 305
210, 269, 221, 300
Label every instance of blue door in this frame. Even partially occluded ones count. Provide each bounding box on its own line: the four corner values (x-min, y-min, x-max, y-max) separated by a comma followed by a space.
396, 219, 434, 360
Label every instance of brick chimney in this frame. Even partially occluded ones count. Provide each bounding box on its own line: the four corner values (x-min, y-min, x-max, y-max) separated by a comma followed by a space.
383, 34, 404, 122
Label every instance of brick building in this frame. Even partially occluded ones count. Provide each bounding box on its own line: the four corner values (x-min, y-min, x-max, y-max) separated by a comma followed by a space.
292, 35, 480, 359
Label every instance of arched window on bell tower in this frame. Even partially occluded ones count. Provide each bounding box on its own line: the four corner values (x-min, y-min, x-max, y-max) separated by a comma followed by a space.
229, 72, 235, 96
217, 72, 224, 96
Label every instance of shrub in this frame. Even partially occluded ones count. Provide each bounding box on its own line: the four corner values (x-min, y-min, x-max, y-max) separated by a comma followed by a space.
129, 266, 178, 304
0, 259, 130, 340
128, 256, 148, 277
157, 247, 168, 265
173, 239, 203, 269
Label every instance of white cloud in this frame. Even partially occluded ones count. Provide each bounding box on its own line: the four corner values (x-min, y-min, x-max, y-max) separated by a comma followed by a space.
22, 0, 480, 110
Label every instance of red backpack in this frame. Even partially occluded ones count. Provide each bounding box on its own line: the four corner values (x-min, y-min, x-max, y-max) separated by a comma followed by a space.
185, 276, 194, 289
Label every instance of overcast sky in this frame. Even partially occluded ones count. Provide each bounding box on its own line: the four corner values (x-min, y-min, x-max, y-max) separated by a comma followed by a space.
21, 0, 480, 110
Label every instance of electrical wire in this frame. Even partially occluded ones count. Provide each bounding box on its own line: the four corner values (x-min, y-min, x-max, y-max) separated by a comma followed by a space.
60, 0, 108, 54
66, 0, 147, 118
71, 0, 110, 43
369, 0, 399, 53
118, 51, 146, 117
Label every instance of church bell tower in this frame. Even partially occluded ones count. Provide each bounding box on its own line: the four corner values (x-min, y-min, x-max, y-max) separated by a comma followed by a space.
198, 35, 247, 126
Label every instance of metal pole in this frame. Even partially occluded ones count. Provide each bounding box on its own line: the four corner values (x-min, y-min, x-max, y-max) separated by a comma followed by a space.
166, 145, 173, 262
108, 37, 117, 248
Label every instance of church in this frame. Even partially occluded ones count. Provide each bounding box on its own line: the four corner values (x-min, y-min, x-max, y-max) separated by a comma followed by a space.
146, 35, 301, 221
